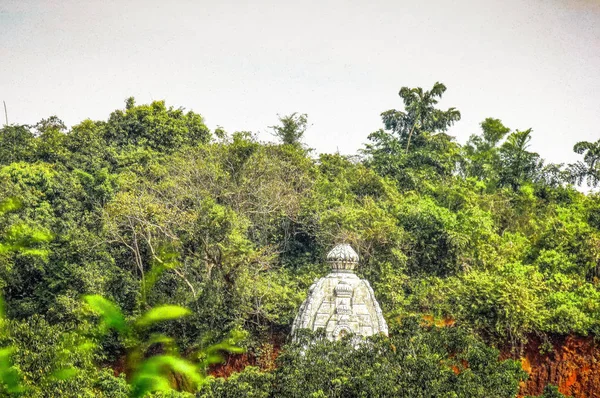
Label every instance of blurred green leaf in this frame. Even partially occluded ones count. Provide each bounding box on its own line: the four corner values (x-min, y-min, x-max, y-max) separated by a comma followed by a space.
0, 347, 23, 393
136, 305, 191, 328
131, 374, 172, 398
131, 355, 202, 397
84, 295, 127, 334
51, 366, 78, 380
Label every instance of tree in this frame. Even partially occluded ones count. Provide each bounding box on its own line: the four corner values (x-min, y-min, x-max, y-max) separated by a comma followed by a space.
462, 118, 511, 182
364, 83, 461, 190
535, 162, 569, 188
0, 125, 36, 165
34, 116, 69, 164
570, 139, 600, 187
104, 98, 211, 152
269, 113, 308, 146
379, 82, 461, 153
463, 120, 566, 190
34, 116, 67, 136
498, 129, 541, 190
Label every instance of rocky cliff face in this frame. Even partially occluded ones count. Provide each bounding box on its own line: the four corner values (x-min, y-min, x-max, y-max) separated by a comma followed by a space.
517, 334, 600, 398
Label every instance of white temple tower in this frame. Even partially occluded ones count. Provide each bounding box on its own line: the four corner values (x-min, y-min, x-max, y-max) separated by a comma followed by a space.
291, 243, 388, 341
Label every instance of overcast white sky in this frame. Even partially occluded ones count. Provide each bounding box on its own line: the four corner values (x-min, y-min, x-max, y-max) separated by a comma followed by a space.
1, 0, 599, 165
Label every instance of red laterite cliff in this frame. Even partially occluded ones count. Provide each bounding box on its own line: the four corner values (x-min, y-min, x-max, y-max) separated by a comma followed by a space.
516, 334, 600, 398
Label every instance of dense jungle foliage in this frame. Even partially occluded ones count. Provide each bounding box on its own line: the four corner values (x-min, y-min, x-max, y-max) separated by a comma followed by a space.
1, 83, 599, 397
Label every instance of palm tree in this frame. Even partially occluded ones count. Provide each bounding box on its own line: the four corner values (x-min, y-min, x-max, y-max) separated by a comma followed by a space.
570, 139, 600, 187
498, 129, 540, 190
380, 82, 461, 153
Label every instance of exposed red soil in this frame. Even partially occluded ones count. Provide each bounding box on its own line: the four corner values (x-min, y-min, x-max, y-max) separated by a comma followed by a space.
515, 334, 600, 398
210, 352, 255, 378
209, 342, 281, 378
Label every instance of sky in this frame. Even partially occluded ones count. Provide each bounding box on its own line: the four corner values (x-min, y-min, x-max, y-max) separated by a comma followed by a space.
1, 0, 599, 165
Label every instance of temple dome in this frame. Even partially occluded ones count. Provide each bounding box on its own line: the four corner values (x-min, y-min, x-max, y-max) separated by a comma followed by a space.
327, 243, 359, 271
292, 244, 388, 341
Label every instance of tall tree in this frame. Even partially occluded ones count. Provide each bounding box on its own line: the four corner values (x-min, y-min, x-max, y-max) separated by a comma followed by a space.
269, 113, 308, 146
380, 82, 461, 153
463, 120, 563, 190
498, 129, 540, 190
570, 139, 600, 187
364, 83, 461, 190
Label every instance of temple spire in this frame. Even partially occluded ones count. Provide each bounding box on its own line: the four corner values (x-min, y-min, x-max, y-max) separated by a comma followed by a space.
292, 243, 388, 341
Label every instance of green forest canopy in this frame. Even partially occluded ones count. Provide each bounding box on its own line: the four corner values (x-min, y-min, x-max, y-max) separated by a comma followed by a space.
1, 83, 598, 397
